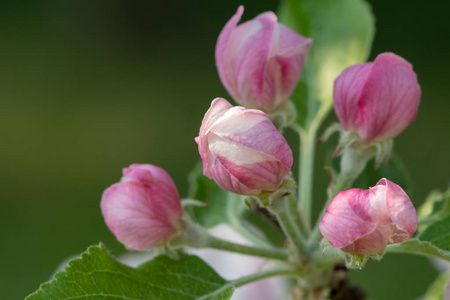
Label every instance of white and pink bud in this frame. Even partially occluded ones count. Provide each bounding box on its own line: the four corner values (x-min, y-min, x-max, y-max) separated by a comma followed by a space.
101, 164, 183, 251
216, 6, 312, 112
319, 178, 417, 255
195, 98, 293, 196
333, 52, 421, 144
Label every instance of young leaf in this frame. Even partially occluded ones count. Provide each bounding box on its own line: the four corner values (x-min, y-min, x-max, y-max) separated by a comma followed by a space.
419, 188, 450, 228
386, 239, 450, 262
419, 215, 450, 251
26, 245, 234, 300
278, 0, 375, 130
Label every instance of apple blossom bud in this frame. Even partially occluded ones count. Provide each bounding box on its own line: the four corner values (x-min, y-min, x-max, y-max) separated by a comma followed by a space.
216, 6, 312, 112
319, 178, 417, 255
101, 164, 183, 250
333, 52, 421, 144
195, 98, 293, 196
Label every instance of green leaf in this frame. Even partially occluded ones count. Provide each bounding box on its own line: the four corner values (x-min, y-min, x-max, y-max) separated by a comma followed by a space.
186, 162, 245, 228
353, 153, 413, 195
279, 0, 375, 130
419, 187, 450, 227
419, 215, 450, 251
424, 272, 450, 300
26, 245, 234, 300
386, 239, 450, 262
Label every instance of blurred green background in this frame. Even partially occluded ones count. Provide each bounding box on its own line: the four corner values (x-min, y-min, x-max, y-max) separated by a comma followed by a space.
1, 0, 448, 299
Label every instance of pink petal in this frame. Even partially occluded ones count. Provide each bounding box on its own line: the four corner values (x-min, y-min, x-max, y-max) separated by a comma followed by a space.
341, 225, 391, 254
122, 164, 182, 220
320, 189, 376, 249
265, 24, 312, 109
208, 136, 289, 195
231, 12, 277, 108
196, 98, 233, 176
216, 6, 244, 98
209, 108, 292, 170
333, 63, 372, 131
378, 178, 417, 240
356, 52, 421, 143
101, 182, 177, 250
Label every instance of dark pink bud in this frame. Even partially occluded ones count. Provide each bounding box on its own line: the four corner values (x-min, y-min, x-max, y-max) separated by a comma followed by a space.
333, 52, 421, 144
216, 6, 312, 112
319, 178, 417, 255
101, 164, 182, 250
195, 98, 293, 196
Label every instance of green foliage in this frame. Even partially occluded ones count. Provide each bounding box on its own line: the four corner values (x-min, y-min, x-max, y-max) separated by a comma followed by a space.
279, 0, 375, 130
419, 215, 450, 251
26, 245, 233, 300
387, 239, 450, 262
419, 188, 450, 228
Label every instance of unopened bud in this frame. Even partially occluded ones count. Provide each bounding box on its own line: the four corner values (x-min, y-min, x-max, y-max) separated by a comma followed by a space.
320, 178, 417, 255
216, 6, 312, 112
195, 98, 293, 196
101, 164, 183, 251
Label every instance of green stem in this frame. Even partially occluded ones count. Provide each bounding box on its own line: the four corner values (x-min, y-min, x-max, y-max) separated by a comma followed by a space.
196, 268, 301, 300
268, 195, 306, 252
297, 128, 317, 232
231, 268, 301, 287
205, 235, 290, 261
287, 193, 310, 237
172, 217, 290, 261
226, 193, 271, 247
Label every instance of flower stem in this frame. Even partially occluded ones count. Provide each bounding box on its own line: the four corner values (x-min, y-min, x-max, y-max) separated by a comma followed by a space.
226, 193, 271, 247
204, 235, 290, 260
268, 194, 306, 253
297, 127, 316, 233
173, 217, 291, 261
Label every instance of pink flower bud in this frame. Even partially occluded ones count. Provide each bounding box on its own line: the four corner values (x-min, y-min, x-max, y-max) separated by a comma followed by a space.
101, 164, 182, 250
195, 98, 293, 196
319, 178, 417, 255
216, 6, 312, 112
333, 52, 421, 144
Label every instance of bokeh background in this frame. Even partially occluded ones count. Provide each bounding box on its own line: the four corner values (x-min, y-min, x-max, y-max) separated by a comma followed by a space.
1, 0, 449, 299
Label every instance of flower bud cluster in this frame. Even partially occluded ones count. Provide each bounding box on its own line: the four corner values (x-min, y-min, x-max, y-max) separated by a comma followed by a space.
100, 7, 419, 260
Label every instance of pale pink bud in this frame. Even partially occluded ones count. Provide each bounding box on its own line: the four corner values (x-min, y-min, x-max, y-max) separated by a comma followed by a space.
333, 52, 421, 144
195, 98, 293, 196
216, 6, 312, 112
101, 164, 182, 250
319, 178, 417, 255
